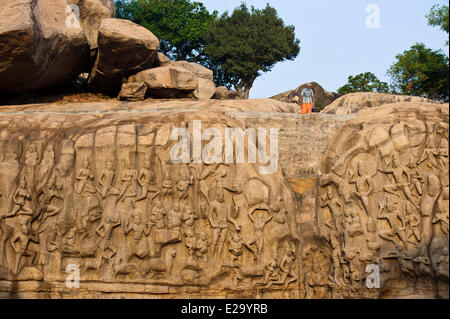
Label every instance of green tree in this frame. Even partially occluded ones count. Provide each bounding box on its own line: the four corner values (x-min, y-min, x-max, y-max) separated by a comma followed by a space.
337, 72, 389, 95
426, 4, 449, 45
114, 0, 217, 61
387, 43, 449, 101
203, 4, 300, 99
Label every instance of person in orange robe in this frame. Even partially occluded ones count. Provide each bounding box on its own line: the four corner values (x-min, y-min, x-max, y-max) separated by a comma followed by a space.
300, 83, 314, 114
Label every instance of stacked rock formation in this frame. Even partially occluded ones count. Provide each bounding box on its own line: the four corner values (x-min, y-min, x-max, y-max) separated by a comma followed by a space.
0, 0, 238, 101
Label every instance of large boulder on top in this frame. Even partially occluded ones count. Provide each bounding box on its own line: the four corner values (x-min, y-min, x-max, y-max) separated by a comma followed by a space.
172, 61, 216, 99
0, 0, 90, 95
271, 82, 341, 112
78, 0, 116, 50
88, 18, 160, 94
213, 86, 239, 100
129, 65, 198, 98
321, 92, 443, 115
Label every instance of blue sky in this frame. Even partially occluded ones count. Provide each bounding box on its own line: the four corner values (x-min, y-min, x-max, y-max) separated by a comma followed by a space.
201, 0, 449, 98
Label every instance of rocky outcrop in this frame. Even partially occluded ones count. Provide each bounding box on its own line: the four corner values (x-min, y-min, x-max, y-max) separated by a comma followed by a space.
129, 66, 199, 98
321, 92, 442, 115
78, 0, 116, 50
88, 18, 160, 94
170, 61, 215, 100
213, 86, 239, 100
118, 82, 147, 101
271, 82, 341, 112
0, 0, 90, 94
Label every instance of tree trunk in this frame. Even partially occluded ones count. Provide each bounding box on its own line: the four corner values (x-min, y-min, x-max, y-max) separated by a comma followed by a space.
235, 78, 255, 99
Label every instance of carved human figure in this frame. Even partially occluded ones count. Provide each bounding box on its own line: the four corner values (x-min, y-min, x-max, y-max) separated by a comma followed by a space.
417, 134, 440, 169
228, 225, 245, 260
407, 154, 423, 196
343, 207, 364, 239
167, 202, 183, 237
116, 160, 138, 206
75, 159, 96, 195
420, 175, 442, 245
208, 187, 230, 261
60, 227, 80, 254
124, 209, 150, 260
149, 200, 166, 229
10, 215, 38, 274
380, 155, 419, 210
96, 211, 121, 259
97, 160, 118, 199
36, 145, 55, 191
432, 186, 449, 237
134, 158, 160, 205
276, 245, 298, 289
405, 201, 422, 243
320, 187, 343, 232
182, 203, 198, 235
261, 253, 280, 287
349, 160, 373, 216
1, 175, 33, 221
377, 198, 408, 248
195, 231, 210, 260
161, 170, 173, 200
329, 230, 345, 286
306, 253, 328, 299
247, 210, 273, 266
24, 144, 38, 192
176, 165, 194, 200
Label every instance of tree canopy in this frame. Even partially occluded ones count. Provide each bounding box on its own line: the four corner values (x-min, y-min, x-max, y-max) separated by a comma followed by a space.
337, 72, 389, 95
387, 43, 449, 102
426, 4, 449, 45
203, 4, 300, 99
115, 0, 217, 61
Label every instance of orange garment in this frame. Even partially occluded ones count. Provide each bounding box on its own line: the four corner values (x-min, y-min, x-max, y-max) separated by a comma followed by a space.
300, 102, 313, 114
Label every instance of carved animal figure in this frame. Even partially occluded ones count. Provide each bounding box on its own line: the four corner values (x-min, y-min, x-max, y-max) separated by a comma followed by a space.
141, 249, 176, 279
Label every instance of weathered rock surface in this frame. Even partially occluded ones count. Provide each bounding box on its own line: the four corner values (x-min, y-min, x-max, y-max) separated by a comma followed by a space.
153, 52, 172, 67
322, 92, 442, 115
118, 82, 147, 101
0, 0, 90, 94
129, 66, 199, 98
78, 0, 116, 50
0, 97, 447, 299
271, 82, 341, 112
88, 18, 160, 94
213, 86, 239, 100
172, 61, 216, 99
315, 102, 449, 299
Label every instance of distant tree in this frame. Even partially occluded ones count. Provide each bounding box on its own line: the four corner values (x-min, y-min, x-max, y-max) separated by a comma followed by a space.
203, 4, 300, 99
387, 43, 449, 101
337, 72, 389, 95
426, 4, 449, 45
114, 0, 217, 61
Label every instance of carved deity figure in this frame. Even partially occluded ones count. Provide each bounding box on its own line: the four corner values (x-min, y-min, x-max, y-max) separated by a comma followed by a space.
349, 160, 373, 216
176, 165, 194, 200
116, 160, 138, 206
208, 187, 229, 260
405, 201, 422, 243
247, 210, 273, 266
150, 200, 166, 229
432, 186, 449, 236
380, 155, 419, 210
97, 160, 118, 199
10, 215, 38, 274
75, 159, 96, 195
377, 197, 408, 248
96, 210, 121, 259
134, 158, 160, 205
24, 144, 38, 192
1, 175, 33, 221
124, 209, 150, 260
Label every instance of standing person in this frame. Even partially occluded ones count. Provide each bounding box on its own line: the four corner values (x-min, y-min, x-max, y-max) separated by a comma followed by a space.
300, 83, 314, 114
